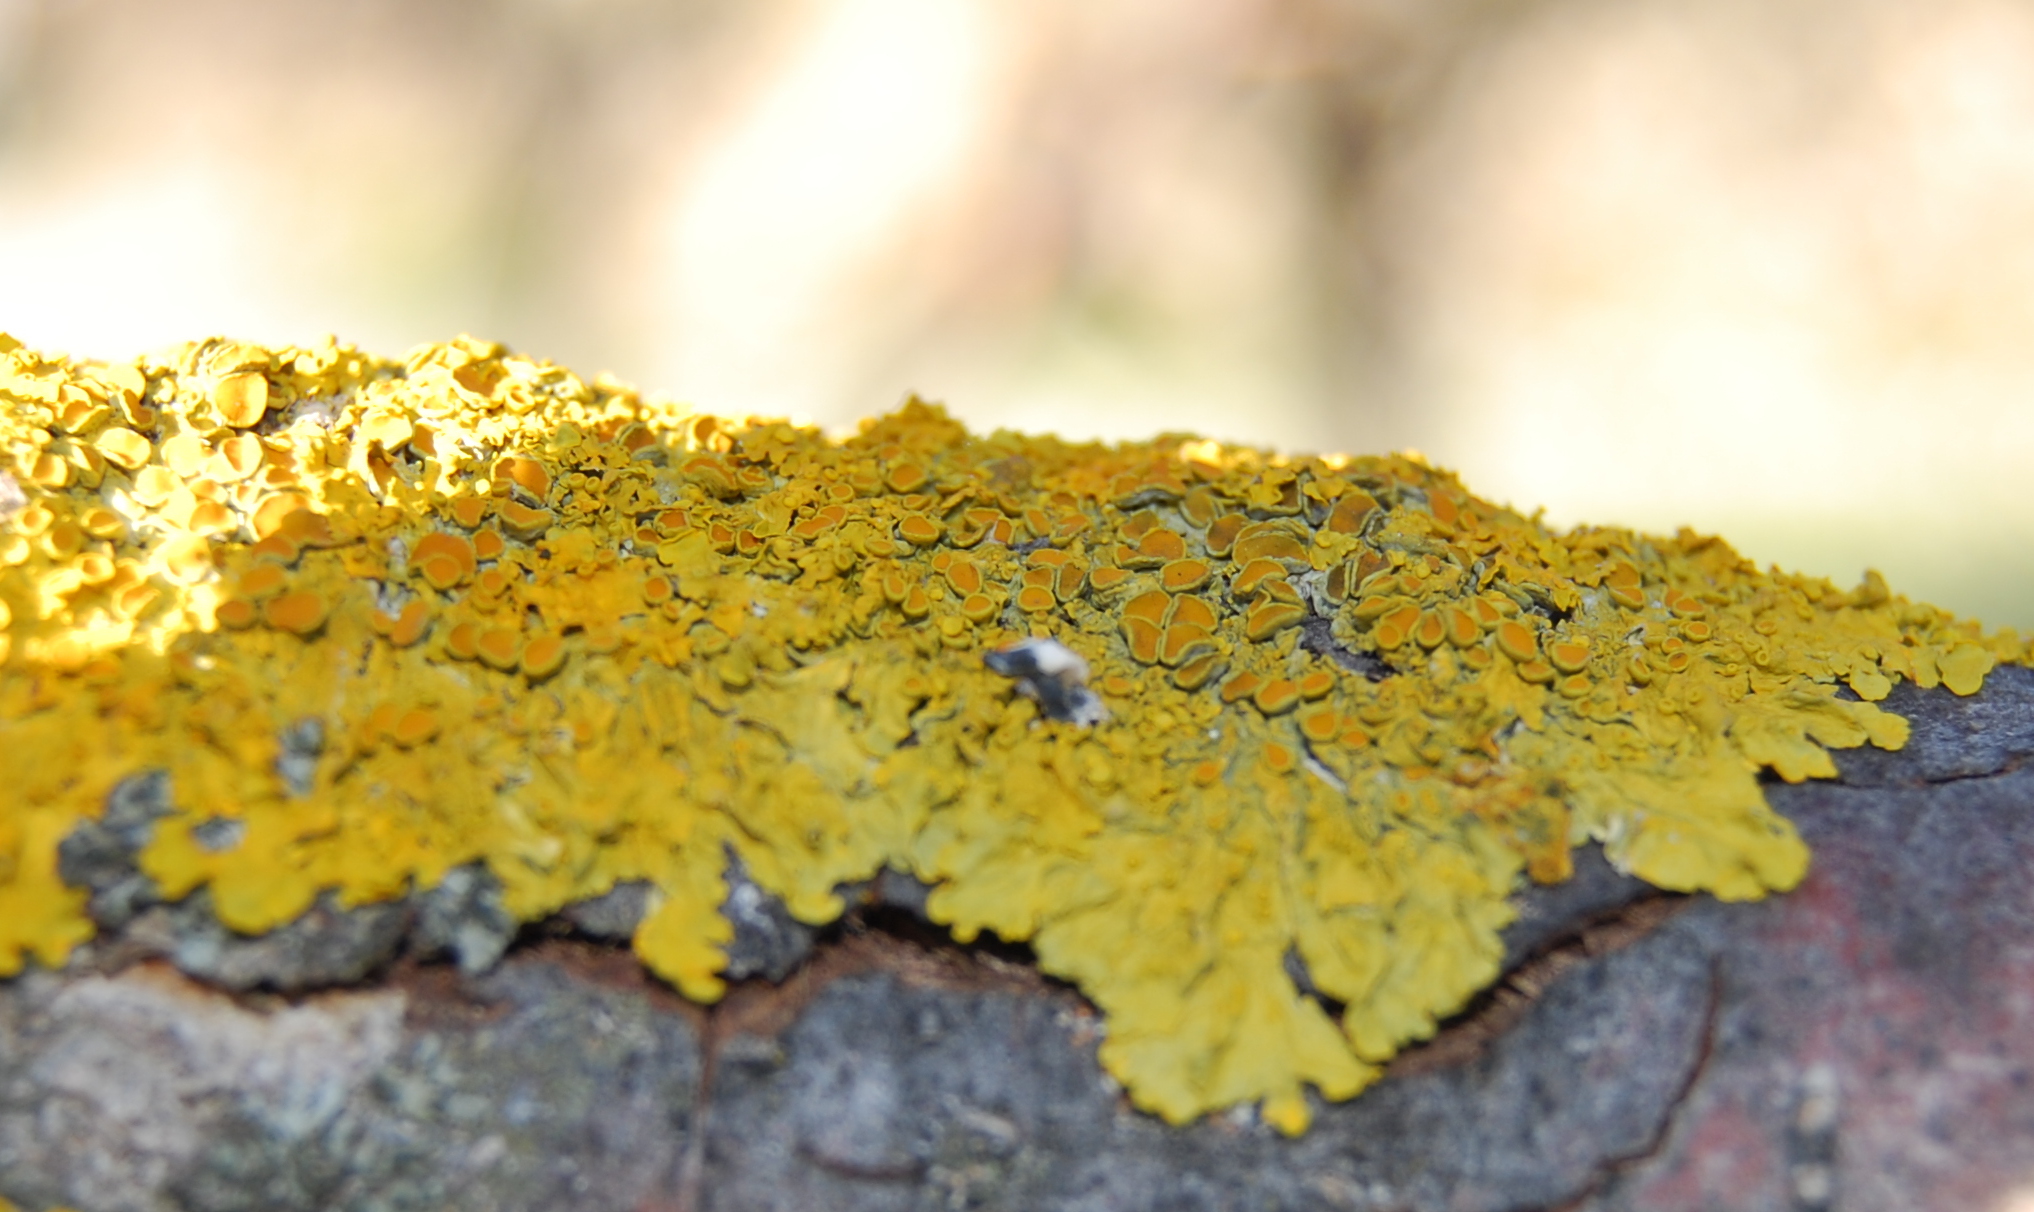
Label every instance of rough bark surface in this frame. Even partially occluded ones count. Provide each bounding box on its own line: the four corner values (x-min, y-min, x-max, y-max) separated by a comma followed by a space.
3, 668, 2031, 1212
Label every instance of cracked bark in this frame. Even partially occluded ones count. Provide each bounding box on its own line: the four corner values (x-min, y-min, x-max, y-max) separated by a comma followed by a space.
1549, 956, 1724, 1212
3, 667, 2032, 1212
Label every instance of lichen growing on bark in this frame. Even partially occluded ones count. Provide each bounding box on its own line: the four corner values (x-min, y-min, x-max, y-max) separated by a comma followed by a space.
0, 332, 2024, 1133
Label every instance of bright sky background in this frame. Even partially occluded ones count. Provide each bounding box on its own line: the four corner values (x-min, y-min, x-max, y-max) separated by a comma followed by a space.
0, 0, 2028, 626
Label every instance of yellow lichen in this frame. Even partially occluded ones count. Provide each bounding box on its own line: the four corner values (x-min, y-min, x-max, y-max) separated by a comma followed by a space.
0, 332, 2027, 1133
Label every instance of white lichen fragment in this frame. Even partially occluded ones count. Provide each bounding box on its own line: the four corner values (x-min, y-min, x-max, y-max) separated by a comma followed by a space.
985, 637, 1106, 725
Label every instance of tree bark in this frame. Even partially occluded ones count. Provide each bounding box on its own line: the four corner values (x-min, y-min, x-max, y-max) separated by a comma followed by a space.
4, 667, 2032, 1212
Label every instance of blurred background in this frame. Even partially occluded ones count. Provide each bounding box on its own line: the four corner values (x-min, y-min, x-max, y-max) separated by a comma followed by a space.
0, 0, 2028, 626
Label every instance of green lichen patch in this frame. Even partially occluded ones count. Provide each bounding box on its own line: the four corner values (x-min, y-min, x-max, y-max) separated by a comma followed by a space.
0, 332, 2025, 1133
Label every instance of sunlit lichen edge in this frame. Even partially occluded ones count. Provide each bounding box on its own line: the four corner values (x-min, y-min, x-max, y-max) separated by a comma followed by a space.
1, 333, 2024, 1134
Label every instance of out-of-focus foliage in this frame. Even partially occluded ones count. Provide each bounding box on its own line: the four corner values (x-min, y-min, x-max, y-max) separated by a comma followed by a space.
2, 0, 2029, 626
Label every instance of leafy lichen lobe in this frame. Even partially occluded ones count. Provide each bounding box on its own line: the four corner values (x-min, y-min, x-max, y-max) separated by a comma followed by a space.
0, 332, 2025, 1133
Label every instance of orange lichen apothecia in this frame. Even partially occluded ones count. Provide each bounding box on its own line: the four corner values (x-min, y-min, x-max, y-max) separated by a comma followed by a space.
1, 333, 2027, 1133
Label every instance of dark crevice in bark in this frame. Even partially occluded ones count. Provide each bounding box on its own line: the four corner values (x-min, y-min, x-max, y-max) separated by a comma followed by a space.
1300, 613, 1395, 681
1548, 955, 1725, 1212
1387, 894, 1690, 1081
